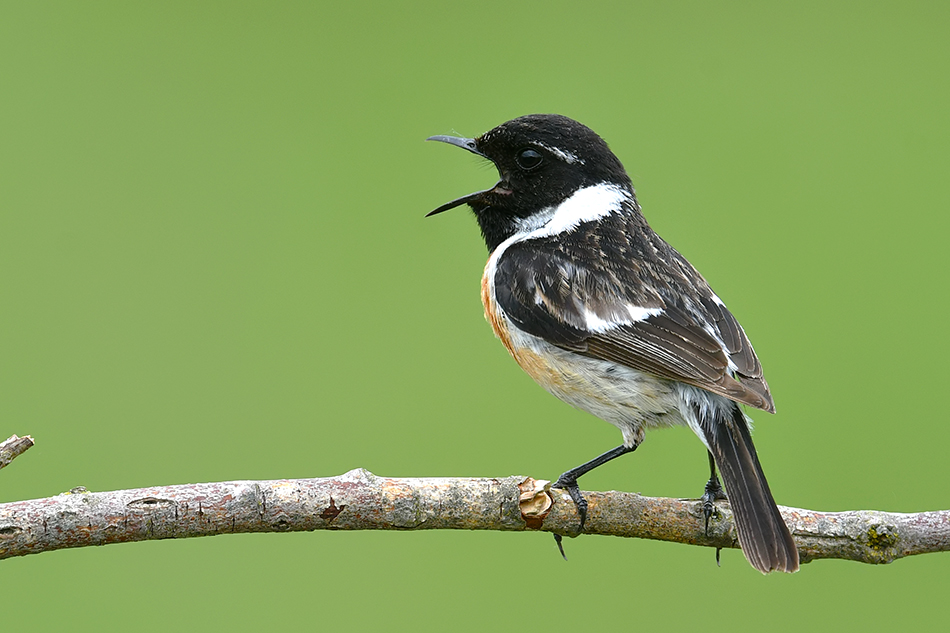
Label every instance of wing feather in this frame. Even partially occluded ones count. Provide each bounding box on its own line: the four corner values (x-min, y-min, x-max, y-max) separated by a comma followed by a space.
494, 227, 774, 412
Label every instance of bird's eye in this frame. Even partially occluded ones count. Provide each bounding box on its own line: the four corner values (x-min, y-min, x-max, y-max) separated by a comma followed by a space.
516, 148, 543, 170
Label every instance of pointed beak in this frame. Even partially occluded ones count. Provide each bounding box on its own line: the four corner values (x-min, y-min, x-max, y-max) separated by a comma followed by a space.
425, 135, 498, 217
426, 135, 484, 157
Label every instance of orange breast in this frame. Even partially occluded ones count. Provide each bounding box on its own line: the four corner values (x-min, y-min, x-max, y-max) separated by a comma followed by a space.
481, 263, 570, 392
481, 263, 515, 354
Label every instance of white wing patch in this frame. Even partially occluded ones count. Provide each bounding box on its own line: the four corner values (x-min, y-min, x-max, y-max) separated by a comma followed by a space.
583, 305, 664, 333
627, 305, 664, 322
583, 309, 619, 333
702, 293, 738, 373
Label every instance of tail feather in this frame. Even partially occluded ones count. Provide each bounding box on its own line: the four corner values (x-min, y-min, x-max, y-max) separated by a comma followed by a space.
698, 403, 798, 573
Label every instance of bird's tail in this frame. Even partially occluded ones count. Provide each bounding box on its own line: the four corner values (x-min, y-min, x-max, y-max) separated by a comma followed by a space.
697, 402, 799, 573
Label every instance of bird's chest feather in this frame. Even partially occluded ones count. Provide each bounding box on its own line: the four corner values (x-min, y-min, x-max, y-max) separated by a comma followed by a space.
481, 261, 570, 391
480, 257, 684, 445
481, 261, 626, 401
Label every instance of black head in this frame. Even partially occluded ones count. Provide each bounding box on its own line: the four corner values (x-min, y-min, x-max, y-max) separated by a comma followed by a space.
427, 114, 633, 251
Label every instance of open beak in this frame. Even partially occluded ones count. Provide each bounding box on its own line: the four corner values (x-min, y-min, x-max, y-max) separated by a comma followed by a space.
425, 135, 498, 217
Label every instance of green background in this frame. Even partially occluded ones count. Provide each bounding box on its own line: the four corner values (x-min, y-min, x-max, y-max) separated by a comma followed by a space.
2, 1, 948, 630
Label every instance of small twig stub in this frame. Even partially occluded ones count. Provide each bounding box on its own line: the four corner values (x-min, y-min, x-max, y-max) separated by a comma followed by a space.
0, 435, 35, 471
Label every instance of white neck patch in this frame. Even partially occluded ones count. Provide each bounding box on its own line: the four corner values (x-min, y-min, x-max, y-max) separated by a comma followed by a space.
486, 182, 633, 297
528, 182, 630, 239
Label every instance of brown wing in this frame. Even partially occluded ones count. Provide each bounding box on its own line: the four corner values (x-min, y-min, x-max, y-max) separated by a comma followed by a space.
494, 230, 774, 413
583, 309, 774, 412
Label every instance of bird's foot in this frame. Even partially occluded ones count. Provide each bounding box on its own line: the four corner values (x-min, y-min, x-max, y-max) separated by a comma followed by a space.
553, 473, 589, 533
547, 444, 636, 560
701, 476, 727, 536
551, 473, 588, 559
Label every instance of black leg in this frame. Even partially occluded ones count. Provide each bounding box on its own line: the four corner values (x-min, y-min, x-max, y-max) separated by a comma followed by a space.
701, 450, 727, 535
552, 444, 638, 539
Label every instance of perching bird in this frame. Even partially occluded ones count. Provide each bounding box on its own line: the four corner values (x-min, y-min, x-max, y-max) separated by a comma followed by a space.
426, 114, 798, 573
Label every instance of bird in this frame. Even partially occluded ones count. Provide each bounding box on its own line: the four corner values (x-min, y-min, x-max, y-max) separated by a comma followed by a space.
424, 114, 798, 573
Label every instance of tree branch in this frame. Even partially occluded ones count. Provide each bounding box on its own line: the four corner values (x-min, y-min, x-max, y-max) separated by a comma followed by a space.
0, 435, 34, 471
0, 468, 947, 564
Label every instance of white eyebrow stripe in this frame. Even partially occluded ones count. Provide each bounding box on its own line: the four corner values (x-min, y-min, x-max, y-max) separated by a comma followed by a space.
534, 141, 584, 165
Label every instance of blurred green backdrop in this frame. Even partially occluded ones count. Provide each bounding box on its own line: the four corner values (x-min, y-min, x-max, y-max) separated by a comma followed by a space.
2, 1, 948, 631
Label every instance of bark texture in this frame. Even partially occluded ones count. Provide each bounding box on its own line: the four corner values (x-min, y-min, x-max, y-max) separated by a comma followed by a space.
1, 469, 947, 565
0, 435, 34, 471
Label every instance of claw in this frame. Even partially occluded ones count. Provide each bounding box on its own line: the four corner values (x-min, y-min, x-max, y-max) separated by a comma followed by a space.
550, 473, 590, 559
547, 444, 639, 560
701, 475, 727, 535
553, 474, 589, 533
